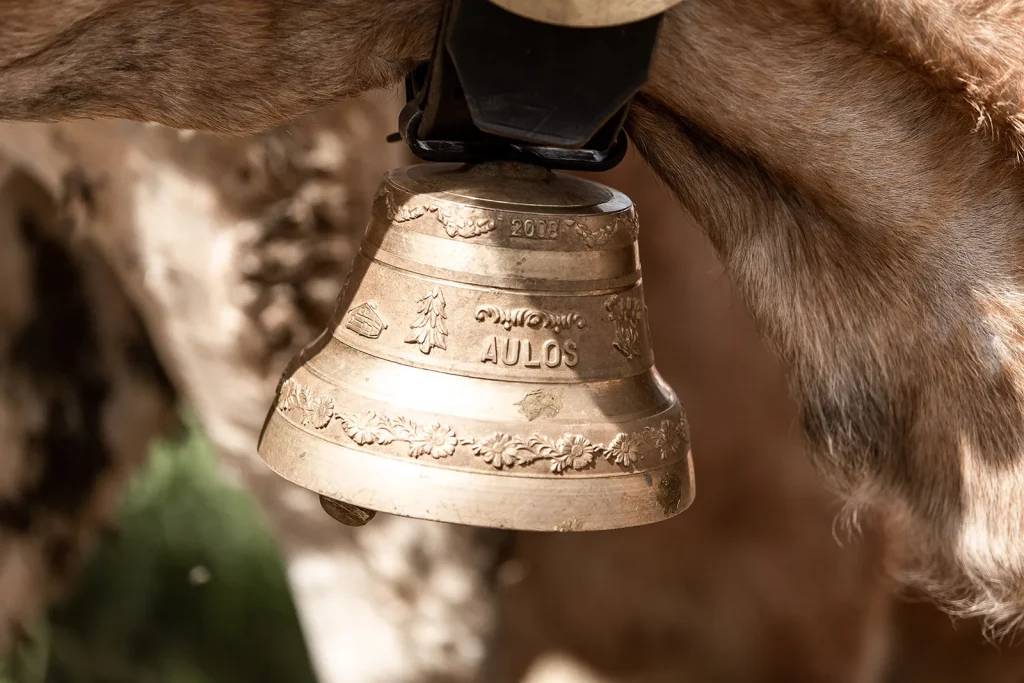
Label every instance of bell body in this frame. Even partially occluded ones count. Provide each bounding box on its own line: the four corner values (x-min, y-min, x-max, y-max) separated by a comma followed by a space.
258, 162, 693, 531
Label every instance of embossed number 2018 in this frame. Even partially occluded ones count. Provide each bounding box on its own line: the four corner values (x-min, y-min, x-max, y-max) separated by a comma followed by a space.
510, 218, 558, 240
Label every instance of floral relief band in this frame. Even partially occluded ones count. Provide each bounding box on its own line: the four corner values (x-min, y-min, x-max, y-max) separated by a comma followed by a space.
277, 378, 687, 474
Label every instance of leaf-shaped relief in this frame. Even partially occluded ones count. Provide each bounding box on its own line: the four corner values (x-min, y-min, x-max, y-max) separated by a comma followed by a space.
404, 287, 448, 355
566, 218, 617, 249
565, 208, 639, 249
605, 294, 647, 359
296, 384, 314, 411
388, 415, 418, 442
618, 208, 641, 242
432, 205, 498, 238
377, 186, 426, 223
377, 187, 497, 238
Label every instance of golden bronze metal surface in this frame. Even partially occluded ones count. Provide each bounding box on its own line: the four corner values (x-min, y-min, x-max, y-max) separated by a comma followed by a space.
319, 496, 377, 527
258, 162, 693, 531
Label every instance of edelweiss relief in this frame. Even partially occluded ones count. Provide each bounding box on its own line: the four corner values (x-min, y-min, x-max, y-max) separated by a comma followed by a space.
276, 379, 688, 474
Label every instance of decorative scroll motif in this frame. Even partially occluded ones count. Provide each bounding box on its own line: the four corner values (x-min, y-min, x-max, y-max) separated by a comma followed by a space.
345, 301, 388, 339
605, 294, 646, 359
405, 287, 448, 354
277, 379, 687, 473
565, 209, 639, 249
475, 305, 586, 334
278, 379, 335, 429
376, 186, 497, 238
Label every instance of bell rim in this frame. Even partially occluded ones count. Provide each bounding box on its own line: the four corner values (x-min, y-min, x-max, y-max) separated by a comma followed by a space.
392, 163, 632, 213
258, 409, 695, 532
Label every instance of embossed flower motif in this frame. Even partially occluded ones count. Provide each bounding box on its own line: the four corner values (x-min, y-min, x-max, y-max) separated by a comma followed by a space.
556, 434, 596, 471
654, 419, 682, 457
341, 410, 381, 445
412, 422, 458, 459
473, 433, 521, 469
308, 396, 335, 429
606, 432, 644, 467
278, 378, 299, 410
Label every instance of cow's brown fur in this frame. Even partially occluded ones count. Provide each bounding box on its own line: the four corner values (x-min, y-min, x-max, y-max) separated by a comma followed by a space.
632, 1, 1024, 627
4, 0, 1024, 626
0, 0, 440, 133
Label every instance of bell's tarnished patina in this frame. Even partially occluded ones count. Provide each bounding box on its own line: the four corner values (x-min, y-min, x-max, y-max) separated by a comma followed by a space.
258, 162, 693, 531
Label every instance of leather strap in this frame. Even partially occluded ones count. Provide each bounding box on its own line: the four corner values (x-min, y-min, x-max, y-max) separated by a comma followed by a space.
398, 0, 663, 171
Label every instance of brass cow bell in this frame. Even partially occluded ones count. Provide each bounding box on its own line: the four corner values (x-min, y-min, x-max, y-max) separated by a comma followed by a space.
258, 162, 693, 531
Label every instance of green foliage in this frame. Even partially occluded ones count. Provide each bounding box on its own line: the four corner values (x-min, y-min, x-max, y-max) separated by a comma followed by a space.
4, 412, 318, 683
0, 621, 49, 683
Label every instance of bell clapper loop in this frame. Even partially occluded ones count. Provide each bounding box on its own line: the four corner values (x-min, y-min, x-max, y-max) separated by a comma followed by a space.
319, 496, 377, 527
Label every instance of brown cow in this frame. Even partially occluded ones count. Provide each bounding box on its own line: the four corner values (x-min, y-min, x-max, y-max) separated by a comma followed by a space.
4, 0, 1024, 661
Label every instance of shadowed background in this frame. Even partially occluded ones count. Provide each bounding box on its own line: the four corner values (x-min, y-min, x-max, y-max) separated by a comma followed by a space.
0, 109, 1022, 683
